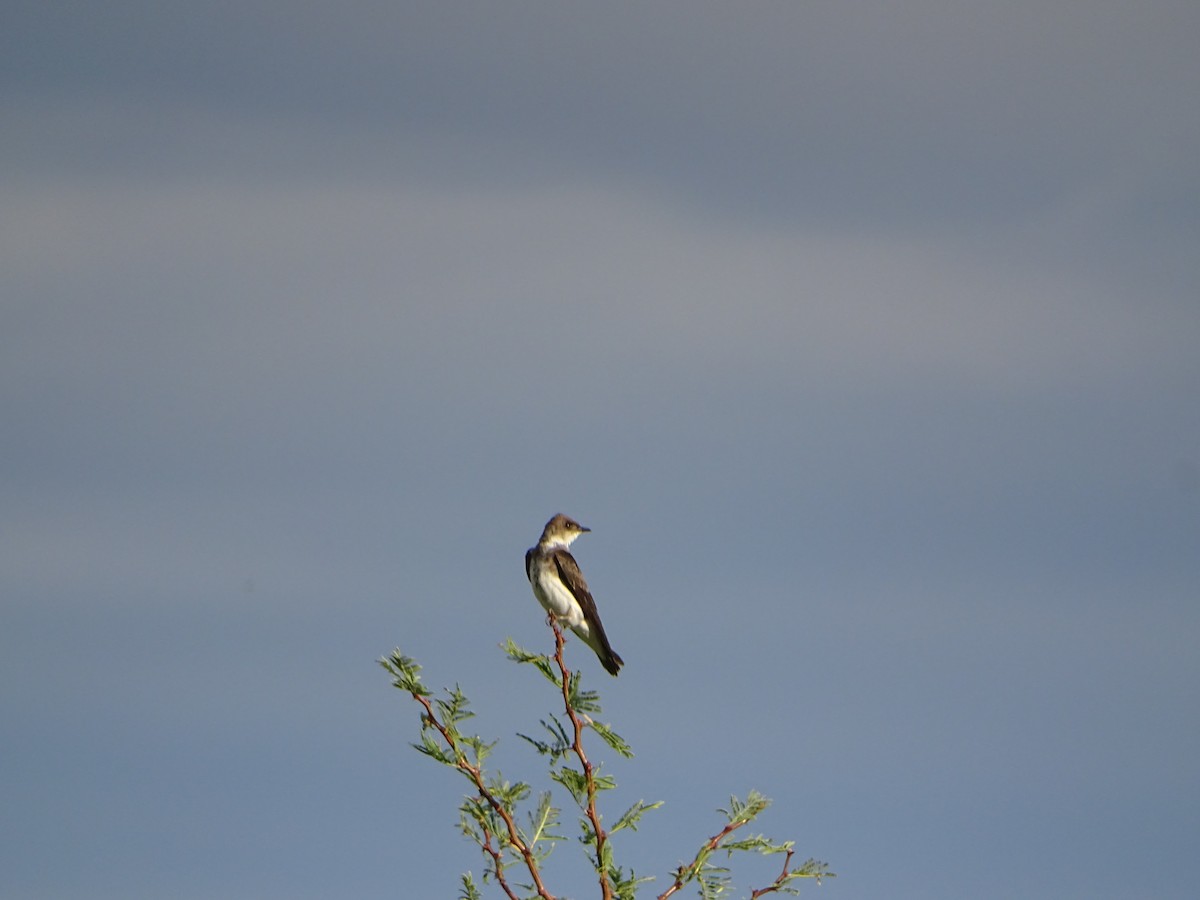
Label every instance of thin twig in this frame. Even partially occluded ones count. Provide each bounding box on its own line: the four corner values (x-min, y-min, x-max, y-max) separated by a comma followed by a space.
550, 619, 614, 900
478, 817, 522, 900
655, 815, 755, 900
750, 847, 797, 898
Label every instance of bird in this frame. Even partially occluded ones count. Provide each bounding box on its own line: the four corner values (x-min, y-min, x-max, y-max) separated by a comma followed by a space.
525, 513, 624, 676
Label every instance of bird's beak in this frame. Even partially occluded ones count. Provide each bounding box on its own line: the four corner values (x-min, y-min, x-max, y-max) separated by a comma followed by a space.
580, 525, 592, 533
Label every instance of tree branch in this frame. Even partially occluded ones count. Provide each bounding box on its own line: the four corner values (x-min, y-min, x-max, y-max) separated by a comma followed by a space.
655, 814, 754, 900
409, 690, 557, 900
750, 848, 795, 898
478, 817, 522, 900
550, 618, 614, 900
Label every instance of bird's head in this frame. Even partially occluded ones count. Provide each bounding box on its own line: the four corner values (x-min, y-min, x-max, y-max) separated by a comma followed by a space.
540, 513, 590, 547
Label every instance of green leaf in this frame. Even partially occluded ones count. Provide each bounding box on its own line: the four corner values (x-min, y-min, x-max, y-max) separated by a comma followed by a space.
515, 731, 553, 755
588, 719, 633, 758
566, 677, 603, 715
516, 716, 571, 759
483, 775, 530, 811
610, 799, 663, 834
720, 834, 777, 854
599, 836, 615, 871
698, 862, 732, 900
608, 863, 655, 900
722, 791, 770, 825
458, 871, 482, 900
433, 684, 475, 725
503, 638, 561, 685
793, 858, 837, 881
459, 733, 498, 768
526, 790, 564, 851
550, 766, 587, 806
379, 651, 430, 696
411, 732, 453, 765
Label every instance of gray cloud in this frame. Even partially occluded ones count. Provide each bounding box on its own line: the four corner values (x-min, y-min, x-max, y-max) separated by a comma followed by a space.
7, 2, 1199, 223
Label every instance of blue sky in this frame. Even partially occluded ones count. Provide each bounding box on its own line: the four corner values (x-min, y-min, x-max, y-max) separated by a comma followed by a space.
3, 3, 1198, 898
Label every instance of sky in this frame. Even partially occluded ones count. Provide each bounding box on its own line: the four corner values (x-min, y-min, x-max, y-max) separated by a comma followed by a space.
2, 2, 1198, 898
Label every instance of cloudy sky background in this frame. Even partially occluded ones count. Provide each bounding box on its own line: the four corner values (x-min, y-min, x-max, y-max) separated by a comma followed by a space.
3, 3, 1198, 898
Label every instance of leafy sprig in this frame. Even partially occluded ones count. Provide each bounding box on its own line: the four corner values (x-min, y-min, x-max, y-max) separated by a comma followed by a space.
383, 624, 833, 898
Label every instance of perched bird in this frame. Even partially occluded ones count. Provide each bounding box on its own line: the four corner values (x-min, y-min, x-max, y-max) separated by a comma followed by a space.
525, 513, 624, 676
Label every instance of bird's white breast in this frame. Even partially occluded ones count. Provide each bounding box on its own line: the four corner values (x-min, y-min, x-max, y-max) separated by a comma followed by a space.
532, 565, 585, 629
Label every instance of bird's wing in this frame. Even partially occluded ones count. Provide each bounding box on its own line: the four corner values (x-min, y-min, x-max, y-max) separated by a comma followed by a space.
524, 547, 536, 583
553, 551, 617, 642
550, 548, 594, 607
552, 548, 623, 675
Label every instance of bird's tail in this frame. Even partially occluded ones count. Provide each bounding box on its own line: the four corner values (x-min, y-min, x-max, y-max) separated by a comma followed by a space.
598, 647, 624, 677
580, 627, 623, 676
